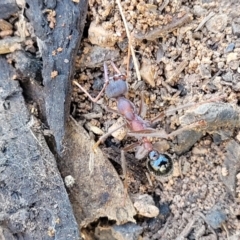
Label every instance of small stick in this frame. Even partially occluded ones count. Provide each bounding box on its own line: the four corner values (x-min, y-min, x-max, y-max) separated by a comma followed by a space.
196, 212, 218, 240
121, 150, 127, 178
158, 0, 169, 12
166, 60, 189, 85
176, 215, 199, 240
150, 94, 226, 124
73, 80, 108, 103
145, 172, 153, 186
221, 222, 230, 240
134, 13, 192, 40
116, 0, 141, 81
158, 215, 172, 239
195, 12, 215, 32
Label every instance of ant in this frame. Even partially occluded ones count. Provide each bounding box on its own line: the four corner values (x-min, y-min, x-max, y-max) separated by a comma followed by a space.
73, 61, 221, 179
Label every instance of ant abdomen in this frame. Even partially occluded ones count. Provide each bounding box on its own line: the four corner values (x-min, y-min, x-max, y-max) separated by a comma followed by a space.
147, 150, 173, 177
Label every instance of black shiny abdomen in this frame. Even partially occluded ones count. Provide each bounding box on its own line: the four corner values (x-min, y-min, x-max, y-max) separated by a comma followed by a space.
147, 150, 173, 176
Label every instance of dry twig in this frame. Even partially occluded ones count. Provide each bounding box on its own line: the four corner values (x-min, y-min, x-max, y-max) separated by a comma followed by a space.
116, 0, 141, 81
195, 12, 215, 32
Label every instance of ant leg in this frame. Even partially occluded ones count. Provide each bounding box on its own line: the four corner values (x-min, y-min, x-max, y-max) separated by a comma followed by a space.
127, 121, 206, 139
150, 95, 226, 124
128, 128, 168, 139
126, 33, 133, 78
138, 91, 147, 118
123, 142, 140, 151
110, 61, 122, 75
92, 122, 127, 152
167, 120, 206, 138
120, 142, 139, 205
103, 106, 121, 115
72, 62, 110, 103
120, 149, 128, 206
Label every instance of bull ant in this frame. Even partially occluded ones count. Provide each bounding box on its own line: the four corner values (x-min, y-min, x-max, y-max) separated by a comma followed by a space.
73, 62, 219, 180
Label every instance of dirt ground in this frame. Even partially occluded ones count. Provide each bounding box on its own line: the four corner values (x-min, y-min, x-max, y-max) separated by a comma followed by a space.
1, 0, 240, 239
72, 0, 240, 239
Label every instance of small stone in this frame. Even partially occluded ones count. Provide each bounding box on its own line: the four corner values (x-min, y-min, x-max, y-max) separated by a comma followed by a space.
233, 82, 240, 92
78, 45, 119, 68
64, 175, 75, 188
193, 5, 207, 17
85, 122, 104, 135
221, 140, 240, 197
112, 223, 143, 240
140, 58, 156, 87
152, 140, 170, 152
150, 94, 156, 102
172, 162, 180, 177
221, 167, 229, 177
88, 21, 118, 47
229, 61, 239, 70
217, 61, 224, 69
222, 71, 233, 82
108, 117, 128, 141
192, 147, 208, 155
133, 194, 159, 218
199, 64, 211, 78
237, 173, 240, 180
236, 131, 240, 142
182, 161, 190, 175
232, 22, 240, 37
159, 203, 171, 217
205, 209, 227, 229
227, 52, 238, 63
225, 43, 235, 53
205, 14, 228, 33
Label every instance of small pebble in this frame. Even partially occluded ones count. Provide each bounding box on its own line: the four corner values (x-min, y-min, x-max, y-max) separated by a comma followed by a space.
108, 117, 128, 140
193, 5, 207, 17
88, 21, 118, 47
64, 175, 75, 188
192, 147, 208, 155
112, 223, 143, 240
221, 166, 229, 177
85, 122, 104, 135
232, 22, 240, 37
133, 194, 159, 218
140, 58, 156, 87
182, 161, 190, 175
205, 209, 227, 229
150, 94, 156, 102
233, 82, 240, 92
225, 43, 235, 53
227, 53, 238, 63
206, 14, 228, 33
199, 64, 211, 78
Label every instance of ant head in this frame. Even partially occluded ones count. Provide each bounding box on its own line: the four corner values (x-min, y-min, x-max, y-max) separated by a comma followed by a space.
146, 150, 173, 177
113, 74, 126, 81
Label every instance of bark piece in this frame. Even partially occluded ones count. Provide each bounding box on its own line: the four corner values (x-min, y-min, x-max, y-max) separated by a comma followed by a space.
59, 118, 136, 228
0, 57, 80, 239
0, 0, 19, 19
24, 0, 88, 155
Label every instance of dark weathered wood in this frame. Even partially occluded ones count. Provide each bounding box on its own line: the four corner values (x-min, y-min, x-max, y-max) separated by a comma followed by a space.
25, 0, 88, 155
0, 0, 19, 19
0, 57, 80, 239
59, 118, 136, 228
